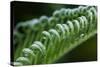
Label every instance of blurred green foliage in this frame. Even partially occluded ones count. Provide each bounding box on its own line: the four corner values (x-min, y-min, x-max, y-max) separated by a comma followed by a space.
12, 1, 79, 27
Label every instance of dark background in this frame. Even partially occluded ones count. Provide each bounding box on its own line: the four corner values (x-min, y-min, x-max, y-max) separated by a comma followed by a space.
11, 1, 80, 27
56, 35, 97, 63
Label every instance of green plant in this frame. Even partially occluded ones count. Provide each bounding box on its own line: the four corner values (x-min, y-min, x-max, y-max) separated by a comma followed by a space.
13, 6, 97, 66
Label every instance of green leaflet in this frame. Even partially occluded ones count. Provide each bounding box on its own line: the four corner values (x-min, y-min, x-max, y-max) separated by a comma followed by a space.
55, 24, 65, 39
34, 41, 46, 55
62, 24, 70, 37
22, 48, 35, 57
49, 29, 60, 42
16, 57, 31, 65
66, 20, 74, 35
72, 20, 80, 34
13, 62, 23, 66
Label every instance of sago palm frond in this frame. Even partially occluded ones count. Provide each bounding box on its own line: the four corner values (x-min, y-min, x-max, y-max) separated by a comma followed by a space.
12, 6, 97, 66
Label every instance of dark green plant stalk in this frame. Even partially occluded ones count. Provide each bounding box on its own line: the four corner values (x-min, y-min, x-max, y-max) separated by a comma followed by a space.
13, 6, 97, 66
